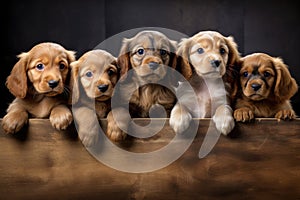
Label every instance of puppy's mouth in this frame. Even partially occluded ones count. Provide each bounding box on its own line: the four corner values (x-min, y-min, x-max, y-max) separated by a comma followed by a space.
44, 91, 61, 96
141, 73, 163, 83
95, 95, 111, 101
247, 93, 266, 101
199, 71, 223, 78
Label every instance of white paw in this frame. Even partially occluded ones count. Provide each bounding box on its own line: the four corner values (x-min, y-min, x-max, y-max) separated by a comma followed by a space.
213, 105, 235, 135
169, 104, 192, 134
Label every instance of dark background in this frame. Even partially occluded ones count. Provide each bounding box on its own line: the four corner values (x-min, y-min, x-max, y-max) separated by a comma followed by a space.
1, 0, 299, 117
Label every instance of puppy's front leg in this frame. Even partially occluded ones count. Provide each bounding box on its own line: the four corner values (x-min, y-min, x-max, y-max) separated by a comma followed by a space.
169, 103, 192, 134
106, 107, 128, 141
2, 102, 28, 134
50, 104, 73, 130
73, 106, 99, 147
213, 105, 235, 135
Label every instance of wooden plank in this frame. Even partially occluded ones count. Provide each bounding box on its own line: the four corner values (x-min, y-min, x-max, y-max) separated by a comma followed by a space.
0, 118, 300, 200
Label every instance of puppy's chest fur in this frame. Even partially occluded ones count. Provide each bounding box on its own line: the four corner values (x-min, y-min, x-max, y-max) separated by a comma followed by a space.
237, 95, 291, 117
188, 75, 228, 118
77, 97, 110, 119
11, 95, 66, 118
129, 84, 176, 117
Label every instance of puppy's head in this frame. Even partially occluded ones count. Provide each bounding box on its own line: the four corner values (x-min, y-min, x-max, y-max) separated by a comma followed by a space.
239, 53, 298, 101
177, 31, 240, 80
6, 42, 76, 98
70, 50, 119, 104
117, 30, 177, 83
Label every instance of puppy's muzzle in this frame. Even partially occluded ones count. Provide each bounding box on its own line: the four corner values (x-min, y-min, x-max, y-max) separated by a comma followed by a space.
97, 84, 109, 93
210, 59, 221, 68
148, 62, 159, 71
48, 80, 59, 89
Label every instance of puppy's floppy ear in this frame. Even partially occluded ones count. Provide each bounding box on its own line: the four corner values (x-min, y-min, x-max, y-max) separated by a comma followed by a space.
224, 36, 241, 99
6, 52, 29, 98
273, 57, 298, 101
69, 60, 80, 104
66, 50, 76, 64
176, 38, 193, 80
169, 40, 178, 69
117, 38, 132, 80
225, 36, 240, 67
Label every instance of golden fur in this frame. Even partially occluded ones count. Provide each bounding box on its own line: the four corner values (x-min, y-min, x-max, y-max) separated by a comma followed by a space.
170, 31, 240, 135
70, 49, 119, 146
2, 42, 75, 133
106, 30, 178, 141
234, 53, 298, 121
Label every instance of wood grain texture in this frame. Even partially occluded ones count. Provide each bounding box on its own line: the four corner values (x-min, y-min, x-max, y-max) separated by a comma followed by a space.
0, 118, 300, 200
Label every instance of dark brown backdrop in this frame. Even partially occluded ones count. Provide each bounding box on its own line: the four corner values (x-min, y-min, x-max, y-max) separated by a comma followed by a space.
1, 0, 299, 117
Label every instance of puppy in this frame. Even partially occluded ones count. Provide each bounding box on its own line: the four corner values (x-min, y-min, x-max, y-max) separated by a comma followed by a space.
170, 31, 240, 135
233, 53, 298, 121
2, 42, 75, 134
106, 30, 178, 141
70, 49, 119, 146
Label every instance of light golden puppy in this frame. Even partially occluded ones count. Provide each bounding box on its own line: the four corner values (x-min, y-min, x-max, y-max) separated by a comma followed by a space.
170, 31, 240, 135
234, 53, 298, 121
106, 30, 178, 141
70, 49, 119, 146
2, 42, 75, 134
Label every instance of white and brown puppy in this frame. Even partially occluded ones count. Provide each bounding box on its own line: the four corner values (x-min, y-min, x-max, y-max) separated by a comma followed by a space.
234, 53, 298, 121
170, 31, 240, 135
106, 30, 178, 141
2, 42, 75, 134
70, 49, 119, 146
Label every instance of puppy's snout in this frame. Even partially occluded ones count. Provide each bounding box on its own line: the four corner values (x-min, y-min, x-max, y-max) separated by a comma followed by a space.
148, 62, 159, 70
251, 83, 261, 91
48, 80, 59, 89
210, 60, 221, 68
97, 84, 109, 93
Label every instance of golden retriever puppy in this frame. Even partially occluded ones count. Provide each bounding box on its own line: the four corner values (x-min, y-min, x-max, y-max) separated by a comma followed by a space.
170, 31, 240, 135
233, 53, 298, 121
2, 42, 75, 134
106, 30, 178, 141
70, 49, 119, 146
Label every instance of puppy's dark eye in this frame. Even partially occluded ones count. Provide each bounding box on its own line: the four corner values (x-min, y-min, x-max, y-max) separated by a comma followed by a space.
160, 49, 167, 56
264, 71, 271, 77
137, 48, 145, 55
85, 71, 93, 78
36, 63, 45, 71
220, 48, 226, 55
59, 63, 66, 70
243, 71, 249, 77
197, 48, 204, 54
107, 69, 115, 76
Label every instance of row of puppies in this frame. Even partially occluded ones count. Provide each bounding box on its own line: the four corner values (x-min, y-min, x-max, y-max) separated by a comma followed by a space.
2, 30, 298, 146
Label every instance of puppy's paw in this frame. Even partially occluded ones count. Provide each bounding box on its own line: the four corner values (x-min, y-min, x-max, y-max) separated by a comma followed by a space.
169, 105, 192, 134
275, 109, 296, 120
213, 105, 235, 135
78, 130, 99, 147
2, 112, 28, 134
106, 123, 127, 141
234, 107, 254, 122
50, 108, 73, 130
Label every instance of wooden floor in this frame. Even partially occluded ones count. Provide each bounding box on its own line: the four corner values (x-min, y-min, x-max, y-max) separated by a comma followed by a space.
0, 118, 299, 200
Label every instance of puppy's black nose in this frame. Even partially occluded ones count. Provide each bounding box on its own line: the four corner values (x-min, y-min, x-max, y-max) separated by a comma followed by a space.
97, 84, 109, 93
251, 83, 261, 91
211, 60, 221, 68
48, 80, 59, 89
148, 62, 159, 70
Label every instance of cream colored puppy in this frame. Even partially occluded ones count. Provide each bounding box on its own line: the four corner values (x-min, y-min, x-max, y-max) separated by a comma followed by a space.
170, 31, 240, 135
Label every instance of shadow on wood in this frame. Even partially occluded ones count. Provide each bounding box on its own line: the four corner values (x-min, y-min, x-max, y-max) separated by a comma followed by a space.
0, 118, 299, 200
